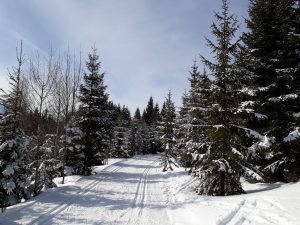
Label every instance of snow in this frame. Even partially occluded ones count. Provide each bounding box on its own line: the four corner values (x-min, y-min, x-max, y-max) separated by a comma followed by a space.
164, 167, 300, 225
283, 127, 300, 142
254, 113, 268, 119
239, 87, 255, 96
1, 155, 300, 225
2, 165, 14, 176
293, 112, 300, 118
249, 135, 275, 155
269, 94, 298, 102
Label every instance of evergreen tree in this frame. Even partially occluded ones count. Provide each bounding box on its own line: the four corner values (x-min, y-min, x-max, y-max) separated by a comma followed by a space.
194, 0, 245, 195
112, 106, 131, 158
161, 102, 166, 119
153, 103, 161, 122
160, 91, 177, 171
0, 42, 30, 210
134, 108, 141, 120
176, 90, 192, 168
65, 118, 89, 175
184, 63, 212, 172
78, 48, 112, 170
129, 108, 144, 156
143, 97, 154, 126
39, 134, 60, 190
241, 0, 300, 181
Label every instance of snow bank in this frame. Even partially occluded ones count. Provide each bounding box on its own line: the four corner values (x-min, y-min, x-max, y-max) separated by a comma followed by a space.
53, 158, 123, 186
163, 167, 300, 225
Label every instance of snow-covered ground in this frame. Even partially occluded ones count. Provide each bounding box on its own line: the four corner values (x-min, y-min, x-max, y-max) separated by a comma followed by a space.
0, 155, 299, 225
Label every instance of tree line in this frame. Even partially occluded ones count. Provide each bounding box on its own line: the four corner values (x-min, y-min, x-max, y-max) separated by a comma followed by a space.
0, 42, 171, 210
161, 0, 300, 196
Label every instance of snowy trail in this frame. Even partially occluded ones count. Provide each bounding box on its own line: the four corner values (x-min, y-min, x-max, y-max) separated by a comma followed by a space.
0, 155, 171, 225
1, 155, 300, 225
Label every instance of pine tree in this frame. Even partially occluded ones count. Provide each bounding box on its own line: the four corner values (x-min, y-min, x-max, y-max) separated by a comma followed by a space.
176, 90, 192, 168
184, 63, 212, 172
141, 97, 161, 154
160, 91, 177, 171
161, 102, 166, 119
143, 97, 154, 126
0, 42, 30, 210
153, 103, 161, 122
129, 108, 145, 156
65, 118, 89, 175
78, 47, 112, 170
112, 105, 131, 158
241, 0, 300, 181
39, 134, 60, 190
134, 108, 141, 120
194, 0, 245, 196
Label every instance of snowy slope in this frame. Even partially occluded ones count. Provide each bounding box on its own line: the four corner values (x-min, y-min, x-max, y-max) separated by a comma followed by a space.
0, 155, 299, 225
164, 168, 300, 225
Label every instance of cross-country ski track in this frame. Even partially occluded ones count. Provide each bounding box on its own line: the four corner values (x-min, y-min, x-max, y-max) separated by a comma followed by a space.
0, 155, 300, 225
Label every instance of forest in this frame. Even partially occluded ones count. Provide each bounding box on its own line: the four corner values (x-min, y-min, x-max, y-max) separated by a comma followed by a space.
0, 0, 299, 214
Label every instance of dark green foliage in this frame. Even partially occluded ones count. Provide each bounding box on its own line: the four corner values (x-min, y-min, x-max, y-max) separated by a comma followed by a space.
78, 48, 113, 168
183, 63, 212, 171
112, 105, 131, 158
241, 0, 300, 182
194, 0, 246, 196
143, 97, 155, 126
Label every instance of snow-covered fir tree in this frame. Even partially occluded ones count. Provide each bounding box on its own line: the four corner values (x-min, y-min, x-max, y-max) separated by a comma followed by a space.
39, 134, 60, 190
77, 48, 113, 170
128, 108, 141, 156
241, 0, 300, 182
184, 62, 212, 172
176, 90, 193, 168
0, 42, 30, 210
193, 0, 246, 195
160, 90, 177, 171
112, 105, 131, 158
65, 118, 89, 175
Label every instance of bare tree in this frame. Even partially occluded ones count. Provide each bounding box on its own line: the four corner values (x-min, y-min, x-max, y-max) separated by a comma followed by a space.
27, 48, 58, 196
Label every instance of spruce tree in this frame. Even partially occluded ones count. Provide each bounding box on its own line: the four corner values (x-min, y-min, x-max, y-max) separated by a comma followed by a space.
134, 108, 141, 120
39, 134, 60, 190
153, 103, 161, 122
194, 0, 245, 195
242, 0, 300, 181
0, 42, 30, 210
184, 63, 212, 172
65, 118, 89, 175
143, 97, 154, 126
160, 91, 177, 171
142, 97, 161, 154
129, 108, 145, 156
176, 90, 192, 168
112, 105, 131, 158
78, 48, 112, 170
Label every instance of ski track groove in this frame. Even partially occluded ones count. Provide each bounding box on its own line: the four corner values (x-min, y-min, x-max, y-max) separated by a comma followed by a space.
28, 163, 124, 225
126, 160, 157, 225
218, 199, 246, 225
218, 198, 293, 225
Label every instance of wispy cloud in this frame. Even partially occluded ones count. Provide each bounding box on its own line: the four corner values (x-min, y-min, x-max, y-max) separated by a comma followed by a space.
0, 0, 248, 112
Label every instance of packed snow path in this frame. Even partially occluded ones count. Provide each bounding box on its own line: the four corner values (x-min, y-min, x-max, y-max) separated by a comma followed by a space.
0, 156, 171, 225
1, 155, 300, 225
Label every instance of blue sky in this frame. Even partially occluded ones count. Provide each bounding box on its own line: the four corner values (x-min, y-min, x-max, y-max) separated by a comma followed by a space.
0, 0, 249, 113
